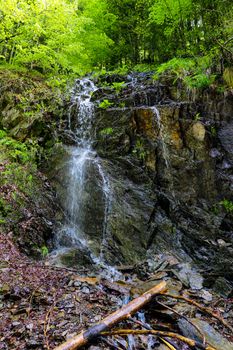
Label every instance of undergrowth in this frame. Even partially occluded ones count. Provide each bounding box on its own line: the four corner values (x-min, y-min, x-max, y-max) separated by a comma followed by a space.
153, 56, 216, 89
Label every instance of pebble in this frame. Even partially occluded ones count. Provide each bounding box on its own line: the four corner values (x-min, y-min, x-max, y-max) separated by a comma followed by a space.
217, 239, 231, 247
81, 287, 90, 294
73, 281, 82, 287
200, 289, 213, 302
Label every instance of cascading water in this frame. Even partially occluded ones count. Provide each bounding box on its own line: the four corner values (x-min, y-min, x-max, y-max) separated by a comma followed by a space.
52, 78, 117, 276
151, 106, 170, 168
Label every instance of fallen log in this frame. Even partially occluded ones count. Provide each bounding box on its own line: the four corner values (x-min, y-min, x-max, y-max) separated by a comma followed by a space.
54, 280, 167, 350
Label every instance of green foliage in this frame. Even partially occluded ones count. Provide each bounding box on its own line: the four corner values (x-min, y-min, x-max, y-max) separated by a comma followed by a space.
153, 58, 196, 80
41, 245, 49, 258
184, 73, 216, 89
154, 57, 216, 89
0, 197, 12, 220
98, 99, 113, 109
0, 133, 39, 202
210, 126, 217, 137
118, 102, 126, 108
100, 127, 113, 136
220, 199, 233, 213
134, 64, 156, 72
0, 0, 232, 81
0, 130, 7, 139
211, 204, 219, 215
0, 0, 115, 75
194, 113, 201, 121
133, 139, 146, 160
0, 133, 39, 164
111, 81, 125, 93
223, 68, 233, 88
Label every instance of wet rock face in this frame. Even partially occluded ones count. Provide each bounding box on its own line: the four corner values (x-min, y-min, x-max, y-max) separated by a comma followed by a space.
0, 70, 65, 143
48, 74, 232, 282
48, 145, 107, 255
89, 75, 233, 279
0, 71, 67, 258
0, 163, 61, 258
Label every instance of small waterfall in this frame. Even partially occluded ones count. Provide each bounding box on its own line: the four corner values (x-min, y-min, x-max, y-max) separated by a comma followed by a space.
151, 106, 170, 168
94, 158, 112, 260
151, 106, 176, 199
53, 78, 117, 276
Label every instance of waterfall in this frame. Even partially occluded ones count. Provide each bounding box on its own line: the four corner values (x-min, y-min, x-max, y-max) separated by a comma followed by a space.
151, 106, 170, 168
53, 78, 116, 275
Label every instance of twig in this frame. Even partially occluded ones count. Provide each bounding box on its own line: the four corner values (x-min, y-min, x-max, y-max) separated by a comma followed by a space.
101, 330, 217, 350
160, 337, 177, 350
159, 293, 233, 333
156, 299, 206, 345
128, 317, 152, 330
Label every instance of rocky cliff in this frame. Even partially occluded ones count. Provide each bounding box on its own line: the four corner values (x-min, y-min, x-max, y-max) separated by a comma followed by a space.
0, 70, 65, 257
50, 73, 233, 291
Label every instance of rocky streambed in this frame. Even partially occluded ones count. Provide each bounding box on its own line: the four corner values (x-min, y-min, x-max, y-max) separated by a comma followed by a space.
0, 232, 233, 350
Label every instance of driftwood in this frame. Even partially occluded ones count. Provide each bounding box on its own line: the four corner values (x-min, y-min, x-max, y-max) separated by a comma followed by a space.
101, 330, 217, 350
54, 281, 167, 350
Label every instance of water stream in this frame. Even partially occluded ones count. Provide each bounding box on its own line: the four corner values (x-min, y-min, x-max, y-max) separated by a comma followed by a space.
51, 78, 118, 278
151, 106, 170, 168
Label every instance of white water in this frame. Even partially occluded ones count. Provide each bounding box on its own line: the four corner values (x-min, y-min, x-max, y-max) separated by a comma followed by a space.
151, 106, 170, 168
52, 78, 119, 279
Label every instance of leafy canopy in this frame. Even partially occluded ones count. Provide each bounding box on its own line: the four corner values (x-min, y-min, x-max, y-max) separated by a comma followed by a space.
0, 0, 115, 74
0, 0, 232, 76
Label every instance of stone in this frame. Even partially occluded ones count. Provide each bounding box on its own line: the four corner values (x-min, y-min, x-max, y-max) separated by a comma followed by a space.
172, 263, 203, 290
217, 239, 231, 248
0, 284, 10, 294
213, 277, 233, 297
191, 319, 233, 350
200, 290, 213, 302
81, 286, 90, 294
59, 248, 93, 268
219, 123, 233, 158
192, 122, 206, 141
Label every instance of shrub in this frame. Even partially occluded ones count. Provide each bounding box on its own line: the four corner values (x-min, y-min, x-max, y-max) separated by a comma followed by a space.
111, 81, 126, 93
100, 127, 113, 136
153, 56, 216, 89
98, 99, 113, 109
220, 199, 233, 213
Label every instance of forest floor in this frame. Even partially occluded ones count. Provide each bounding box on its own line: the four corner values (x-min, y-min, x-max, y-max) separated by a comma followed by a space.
0, 232, 233, 350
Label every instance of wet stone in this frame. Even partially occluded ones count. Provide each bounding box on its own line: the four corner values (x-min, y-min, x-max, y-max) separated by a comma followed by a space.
81, 286, 90, 294
213, 277, 233, 297
191, 319, 233, 350
171, 263, 203, 290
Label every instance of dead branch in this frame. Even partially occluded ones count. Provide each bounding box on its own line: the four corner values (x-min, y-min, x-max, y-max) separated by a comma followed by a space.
160, 293, 233, 333
54, 281, 167, 350
101, 330, 217, 350
160, 337, 177, 350
156, 300, 206, 345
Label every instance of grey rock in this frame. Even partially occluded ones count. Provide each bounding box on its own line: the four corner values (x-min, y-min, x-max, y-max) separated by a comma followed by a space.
213, 277, 233, 297
192, 319, 233, 350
